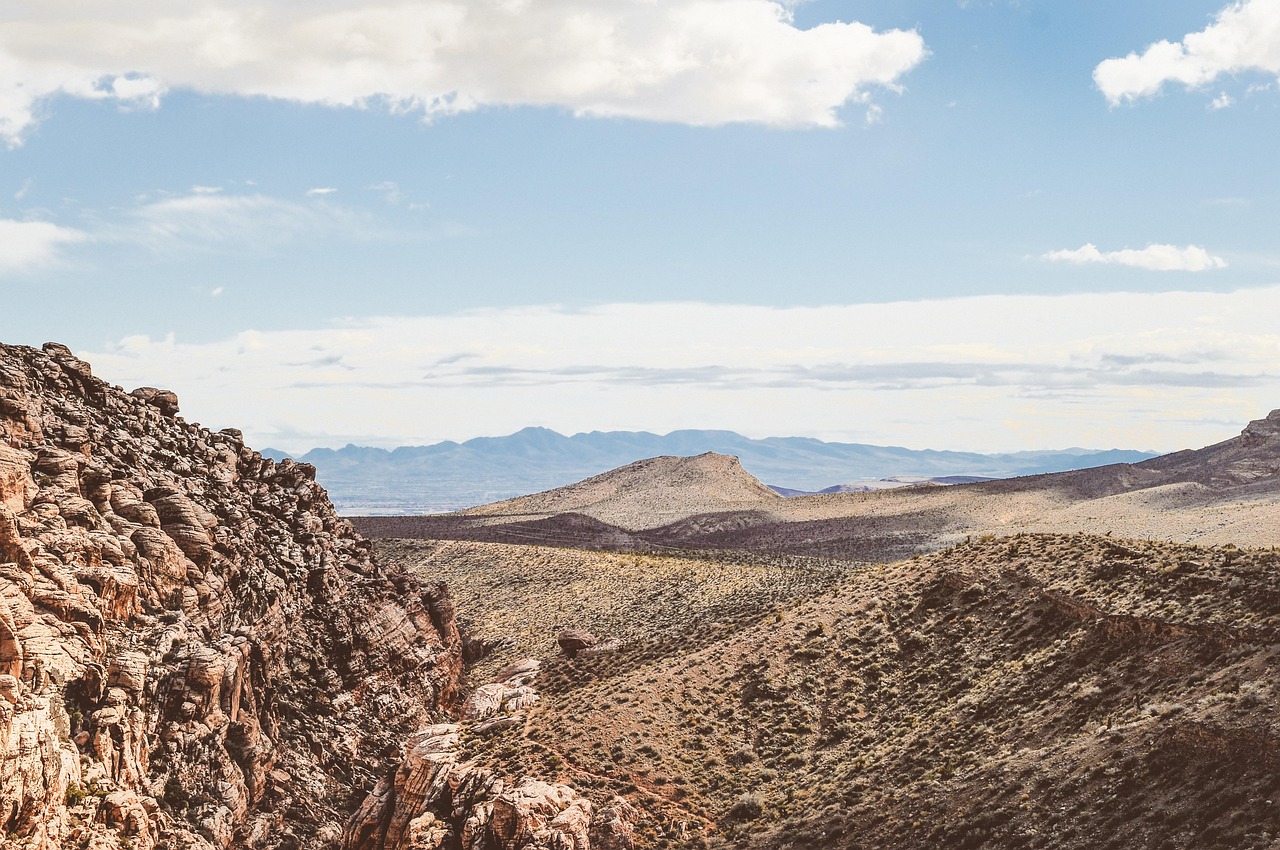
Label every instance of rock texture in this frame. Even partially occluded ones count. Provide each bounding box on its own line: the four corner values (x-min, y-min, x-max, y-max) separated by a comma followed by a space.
0, 342, 463, 849
343, 724, 602, 850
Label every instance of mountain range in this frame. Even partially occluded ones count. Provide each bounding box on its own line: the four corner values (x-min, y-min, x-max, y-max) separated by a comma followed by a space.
356, 409, 1280, 560
264, 427, 1157, 514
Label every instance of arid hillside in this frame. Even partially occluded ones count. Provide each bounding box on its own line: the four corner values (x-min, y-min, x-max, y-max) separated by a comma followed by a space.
361, 409, 1280, 849
387, 532, 1280, 850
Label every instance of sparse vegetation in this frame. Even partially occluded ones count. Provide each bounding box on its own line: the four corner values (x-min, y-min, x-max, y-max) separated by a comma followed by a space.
392, 532, 1280, 849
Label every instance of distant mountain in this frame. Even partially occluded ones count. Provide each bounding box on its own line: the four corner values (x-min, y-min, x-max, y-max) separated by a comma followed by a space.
267, 427, 1158, 515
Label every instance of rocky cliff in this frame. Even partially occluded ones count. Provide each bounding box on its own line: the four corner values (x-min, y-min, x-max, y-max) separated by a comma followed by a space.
0, 342, 465, 849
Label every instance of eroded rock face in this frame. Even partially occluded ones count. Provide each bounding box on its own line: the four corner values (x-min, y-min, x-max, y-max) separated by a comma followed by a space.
463, 659, 541, 722
343, 725, 601, 850
0, 342, 463, 850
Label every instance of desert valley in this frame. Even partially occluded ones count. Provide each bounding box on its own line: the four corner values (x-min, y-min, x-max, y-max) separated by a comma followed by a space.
2, 342, 1279, 850
7, 1, 1280, 849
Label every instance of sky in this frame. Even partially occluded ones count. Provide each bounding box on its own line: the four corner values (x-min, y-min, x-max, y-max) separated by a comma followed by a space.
3, 0, 1280, 454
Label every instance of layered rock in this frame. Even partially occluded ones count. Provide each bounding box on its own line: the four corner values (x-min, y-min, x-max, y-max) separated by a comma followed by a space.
343, 725, 604, 850
0, 342, 463, 849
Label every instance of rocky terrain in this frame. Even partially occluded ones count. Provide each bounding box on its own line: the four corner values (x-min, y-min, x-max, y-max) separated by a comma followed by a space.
380, 532, 1280, 850
8, 338, 1280, 850
356, 408, 1280, 849
0, 343, 622, 850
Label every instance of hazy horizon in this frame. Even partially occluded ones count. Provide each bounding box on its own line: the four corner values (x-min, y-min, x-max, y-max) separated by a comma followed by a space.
4, 1, 1280, 454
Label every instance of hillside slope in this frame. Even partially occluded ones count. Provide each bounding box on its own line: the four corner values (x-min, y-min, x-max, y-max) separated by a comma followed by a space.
393, 532, 1280, 850
0, 342, 470, 849
457, 452, 780, 531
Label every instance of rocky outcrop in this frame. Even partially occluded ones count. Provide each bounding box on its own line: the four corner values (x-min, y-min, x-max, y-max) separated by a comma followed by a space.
343, 725, 601, 850
346, 654, 635, 850
463, 659, 541, 722
0, 342, 463, 849
556, 631, 598, 659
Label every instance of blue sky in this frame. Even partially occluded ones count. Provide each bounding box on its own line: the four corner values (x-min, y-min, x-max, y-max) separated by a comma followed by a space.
3, 0, 1280, 453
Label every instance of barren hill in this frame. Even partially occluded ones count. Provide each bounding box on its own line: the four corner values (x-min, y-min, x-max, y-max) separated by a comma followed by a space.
457, 451, 780, 531
363, 410, 1280, 559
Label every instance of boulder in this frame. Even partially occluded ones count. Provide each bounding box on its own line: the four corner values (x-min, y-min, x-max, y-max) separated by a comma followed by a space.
557, 629, 599, 658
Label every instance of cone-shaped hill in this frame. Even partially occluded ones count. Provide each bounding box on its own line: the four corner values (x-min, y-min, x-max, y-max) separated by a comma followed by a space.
455, 451, 780, 531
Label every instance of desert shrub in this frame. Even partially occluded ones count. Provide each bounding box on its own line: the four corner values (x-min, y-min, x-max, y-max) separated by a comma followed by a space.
726, 792, 764, 822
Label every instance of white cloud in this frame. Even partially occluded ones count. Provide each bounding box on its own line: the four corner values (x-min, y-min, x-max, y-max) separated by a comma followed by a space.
0, 219, 88, 273
0, 1, 928, 145
1042, 243, 1228, 272
306, 187, 338, 196
1210, 91, 1234, 109
80, 290, 1280, 455
1095, 0, 1280, 105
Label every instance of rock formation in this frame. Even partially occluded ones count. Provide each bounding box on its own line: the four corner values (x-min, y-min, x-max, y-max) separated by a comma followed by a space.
343, 724, 599, 850
0, 342, 463, 849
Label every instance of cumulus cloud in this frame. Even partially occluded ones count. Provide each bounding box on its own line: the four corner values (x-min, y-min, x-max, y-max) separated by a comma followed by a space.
0, 1, 928, 145
81, 290, 1280, 454
1042, 243, 1228, 272
1095, 0, 1280, 104
0, 219, 88, 273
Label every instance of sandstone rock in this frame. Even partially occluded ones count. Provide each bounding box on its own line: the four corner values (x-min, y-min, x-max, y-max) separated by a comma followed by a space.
463, 681, 539, 721
0, 342, 464, 850
0, 445, 36, 514
129, 387, 180, 418
490, 779, 593, 850
344, 723, 612, 850
494, 658, 541, 682
589, 798, 638, 850
557, 630, 598, 658
473, 715, 524, 736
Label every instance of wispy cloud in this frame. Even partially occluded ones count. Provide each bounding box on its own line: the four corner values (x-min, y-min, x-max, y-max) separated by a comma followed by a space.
0, 219, 89, 274
109, 190, 381, 254
127, 193, 341, 251
1042, 243, 1227, 271
306, 187, 337, 196
1095, 0, 1280, 105
80, 291, 1280, 454
0, 1, 928, 145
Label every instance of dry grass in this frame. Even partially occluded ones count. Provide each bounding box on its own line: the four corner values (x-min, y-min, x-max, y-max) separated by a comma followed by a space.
378, 538, 852, 689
